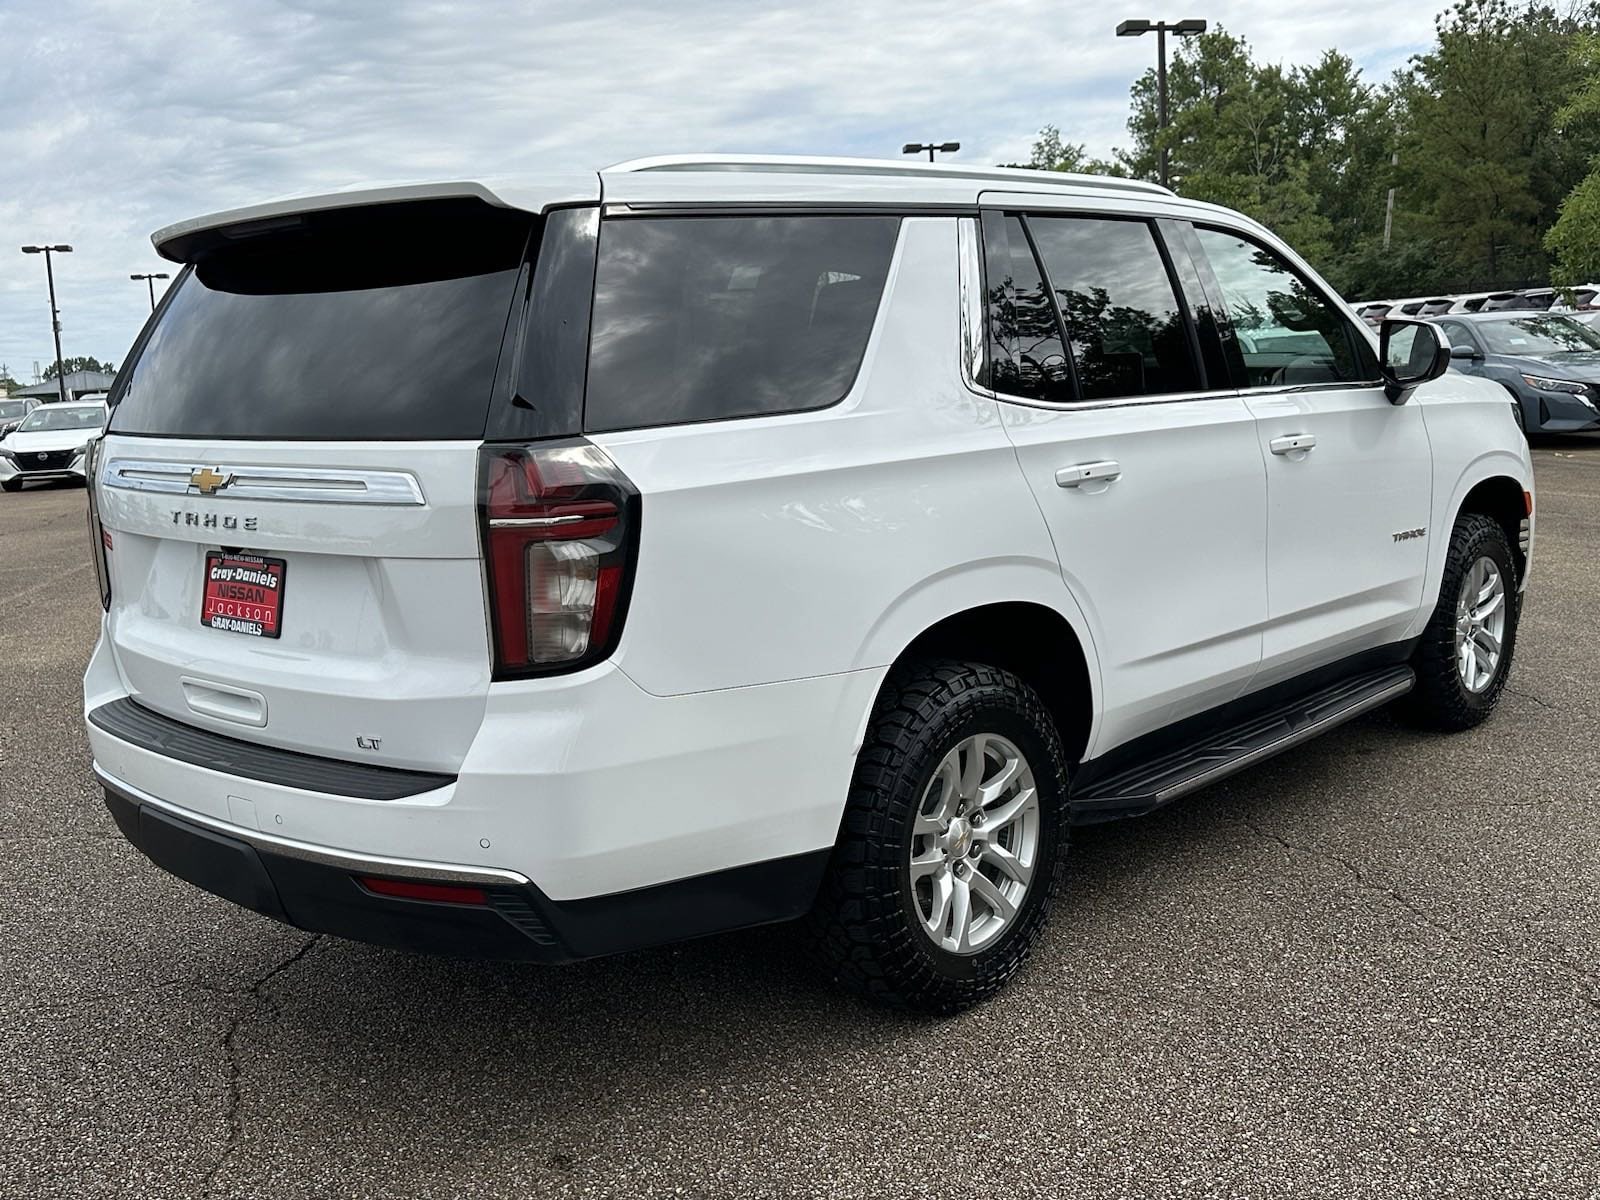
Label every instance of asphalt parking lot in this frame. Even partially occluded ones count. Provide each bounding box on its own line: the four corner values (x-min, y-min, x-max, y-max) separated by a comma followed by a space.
2, 442, 1596, 1200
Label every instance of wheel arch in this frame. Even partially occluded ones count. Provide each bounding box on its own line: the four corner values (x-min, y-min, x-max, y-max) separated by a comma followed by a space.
858, 599, 1099, 769
1456, 472, 1530, 584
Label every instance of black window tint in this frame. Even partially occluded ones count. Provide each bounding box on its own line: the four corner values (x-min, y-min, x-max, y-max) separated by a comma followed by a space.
1159, 219, 1229, 389
1027, 216, 1200, 400
1194, 227, 1364, 387
584, 216, 899, 432
109, 201, 532, 440
981, 213, 1072, 401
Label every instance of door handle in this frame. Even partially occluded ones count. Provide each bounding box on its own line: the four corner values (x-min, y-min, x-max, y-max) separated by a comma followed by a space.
1269, 433, 1317, 456
1055, 460, 1122, 488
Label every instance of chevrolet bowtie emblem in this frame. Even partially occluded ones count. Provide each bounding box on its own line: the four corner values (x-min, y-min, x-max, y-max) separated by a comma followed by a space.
189, 466, 234, 495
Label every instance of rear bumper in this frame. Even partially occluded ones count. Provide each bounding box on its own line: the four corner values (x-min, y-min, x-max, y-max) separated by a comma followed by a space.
101, 769, 829, 962
85, 632, 879, 903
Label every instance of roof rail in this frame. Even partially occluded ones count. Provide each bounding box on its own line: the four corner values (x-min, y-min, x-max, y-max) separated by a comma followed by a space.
603, 154, 1173, 197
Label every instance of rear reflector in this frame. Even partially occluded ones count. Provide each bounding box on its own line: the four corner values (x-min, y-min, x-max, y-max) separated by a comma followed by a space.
479, 440, 638, 678
358, 876, 489, 905
84, 435, 111, 611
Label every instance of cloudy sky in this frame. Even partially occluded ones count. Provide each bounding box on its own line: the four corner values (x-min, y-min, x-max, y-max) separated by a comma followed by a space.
1, 0, 1444, 382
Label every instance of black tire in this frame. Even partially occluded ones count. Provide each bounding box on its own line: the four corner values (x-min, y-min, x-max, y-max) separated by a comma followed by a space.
1, 480, 21, 493
1402, 512, 1520, 731
807, 659, 1070, 1013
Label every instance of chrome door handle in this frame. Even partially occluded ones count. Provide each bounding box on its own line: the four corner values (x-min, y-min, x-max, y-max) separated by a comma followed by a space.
1269, 433, 1317, 455
1055, 460, 1122, 488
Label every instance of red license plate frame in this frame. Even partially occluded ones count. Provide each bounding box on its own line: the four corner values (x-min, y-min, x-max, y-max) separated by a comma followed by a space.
200, 551, 287, 639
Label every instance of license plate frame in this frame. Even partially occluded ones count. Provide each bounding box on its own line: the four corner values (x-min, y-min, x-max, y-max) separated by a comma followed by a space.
199, 551, 287, 639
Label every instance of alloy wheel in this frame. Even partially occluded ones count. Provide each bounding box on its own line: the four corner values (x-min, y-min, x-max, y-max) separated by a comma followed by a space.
1454, 555, 1507, 693
908, 733, 1040, 955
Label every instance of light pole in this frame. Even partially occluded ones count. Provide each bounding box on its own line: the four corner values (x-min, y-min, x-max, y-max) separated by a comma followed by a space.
1116, 18, 1207, 190
903, 141, 961, 163
130, 272, 170, 312
20, 244, 73, 404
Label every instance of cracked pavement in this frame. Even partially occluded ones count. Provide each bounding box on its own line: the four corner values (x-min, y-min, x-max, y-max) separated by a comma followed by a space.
2, 438, 1597, 1199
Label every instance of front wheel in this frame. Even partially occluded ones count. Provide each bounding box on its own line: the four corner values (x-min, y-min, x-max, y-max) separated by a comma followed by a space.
1, 480, 21, 494
807, 660, 1070, 1013
1403, 513, 1520, 731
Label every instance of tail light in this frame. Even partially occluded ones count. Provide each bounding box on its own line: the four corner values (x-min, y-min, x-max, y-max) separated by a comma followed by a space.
84, 436, 111, 611
478, 440, 638, 678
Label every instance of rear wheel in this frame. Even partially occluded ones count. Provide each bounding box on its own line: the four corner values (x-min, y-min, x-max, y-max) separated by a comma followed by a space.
807, 660, 1070, 1013
1403, 513, 1519, 731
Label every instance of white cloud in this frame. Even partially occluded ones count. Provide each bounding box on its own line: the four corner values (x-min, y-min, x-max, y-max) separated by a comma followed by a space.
0, 0, 1441, 378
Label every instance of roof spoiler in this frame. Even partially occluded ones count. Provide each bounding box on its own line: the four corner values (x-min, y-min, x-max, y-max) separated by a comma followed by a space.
145, 170, 624, 264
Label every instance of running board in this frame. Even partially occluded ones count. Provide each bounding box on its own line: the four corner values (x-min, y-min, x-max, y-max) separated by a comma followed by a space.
1070, 665, 1415, 824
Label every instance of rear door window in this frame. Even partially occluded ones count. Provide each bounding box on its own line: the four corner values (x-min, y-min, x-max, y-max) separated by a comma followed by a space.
108, 201, 533, 440
583, 215, 899, 432
1027, 215, 1201, 401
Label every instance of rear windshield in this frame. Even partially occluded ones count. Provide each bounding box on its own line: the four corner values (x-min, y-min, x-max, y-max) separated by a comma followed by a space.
109, 201, 533, 440
584, 215, 899, 432
0, 401, 29, 419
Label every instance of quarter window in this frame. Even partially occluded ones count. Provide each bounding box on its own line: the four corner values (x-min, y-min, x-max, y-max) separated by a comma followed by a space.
584, 215, 899, 432
1194, 227, 1369, 387
1028, 216, 1200, 400
981, 214, 1072, 402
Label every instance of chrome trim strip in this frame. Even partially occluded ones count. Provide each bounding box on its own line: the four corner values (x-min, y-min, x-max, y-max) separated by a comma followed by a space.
956, 217, 987, 392
101, 458, 426, 506
1146, 676, 1414, 808
94, 764, 532, 886
488, 514, 585, 529
993, 386, 1236, 412
1236, 380, 1386, 398
989, 377, 1390, 414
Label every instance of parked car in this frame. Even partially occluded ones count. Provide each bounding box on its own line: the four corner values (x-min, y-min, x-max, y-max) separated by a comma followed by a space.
1354, 301, 1393, 327
1436, 311, 1600, 435
83, 156, 1535, 1012
0, 396, 40, 437
0, 399, 107, 491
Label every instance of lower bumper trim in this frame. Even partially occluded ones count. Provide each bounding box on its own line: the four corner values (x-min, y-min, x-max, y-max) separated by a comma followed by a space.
101, 780, 831, 964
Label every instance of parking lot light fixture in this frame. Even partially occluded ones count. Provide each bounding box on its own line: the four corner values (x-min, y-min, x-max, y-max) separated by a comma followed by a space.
130, 272, 171, 312
903, 141, 961, 162
20, 243, 74, 404
1116, 17, 1208, 190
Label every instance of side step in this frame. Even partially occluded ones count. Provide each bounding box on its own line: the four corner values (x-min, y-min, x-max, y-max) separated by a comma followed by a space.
1069, 665, 1415, 824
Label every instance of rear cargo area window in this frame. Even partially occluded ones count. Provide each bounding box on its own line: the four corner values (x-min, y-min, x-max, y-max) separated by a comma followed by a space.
108, 201, 533, 441
584, 215, 899, 432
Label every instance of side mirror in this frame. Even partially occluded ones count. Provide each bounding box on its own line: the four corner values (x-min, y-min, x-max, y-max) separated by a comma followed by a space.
1380, 318, 1450, 403
1450, 343, 1482, 361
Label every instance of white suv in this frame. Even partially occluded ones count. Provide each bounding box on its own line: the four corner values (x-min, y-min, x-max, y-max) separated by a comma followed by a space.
84, 156, 1535, 1012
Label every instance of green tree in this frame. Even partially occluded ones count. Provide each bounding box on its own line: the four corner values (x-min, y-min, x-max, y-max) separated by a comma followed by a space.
43, 356, 115, 379
1544, 31, 1600, 283
1002, 125, 1124, 175
1117, 31, 1373, 273
1396, 0, 1596, 288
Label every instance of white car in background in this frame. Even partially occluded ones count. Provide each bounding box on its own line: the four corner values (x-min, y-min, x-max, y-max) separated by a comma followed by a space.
0, 397, 41, 437
0, 400, 108, 491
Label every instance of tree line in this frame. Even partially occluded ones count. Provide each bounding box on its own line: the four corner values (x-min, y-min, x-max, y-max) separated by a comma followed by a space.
1016, 0, 1600, 300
